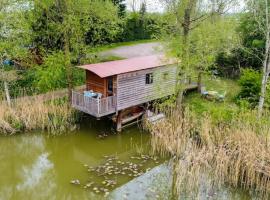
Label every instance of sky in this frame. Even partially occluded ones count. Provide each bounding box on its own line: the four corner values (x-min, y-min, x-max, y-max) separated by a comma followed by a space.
125, 0, 246, 13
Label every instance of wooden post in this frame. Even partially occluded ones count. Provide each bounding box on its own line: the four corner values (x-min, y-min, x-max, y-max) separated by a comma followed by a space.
4, 81, 11, 107
116, 110, 122, 132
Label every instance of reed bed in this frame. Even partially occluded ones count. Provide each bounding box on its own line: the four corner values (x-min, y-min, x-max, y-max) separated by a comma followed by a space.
0, 96, 78, 135
147, 108, 270, 198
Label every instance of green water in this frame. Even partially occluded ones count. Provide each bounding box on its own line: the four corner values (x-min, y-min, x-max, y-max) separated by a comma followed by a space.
0, 119, 154, 200
0, 118, 254, 200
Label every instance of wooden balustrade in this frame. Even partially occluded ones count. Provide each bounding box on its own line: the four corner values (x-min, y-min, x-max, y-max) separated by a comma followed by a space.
72, 91, 117, 117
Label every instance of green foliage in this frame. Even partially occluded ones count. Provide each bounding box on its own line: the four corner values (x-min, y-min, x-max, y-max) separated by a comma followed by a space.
34, 52, 84, 93
169, 17, 239, 77
84, 1, 122, 45
237, 69, 262, 106
237, 11, 265, 70
236, 68, 270, 110
215, 48, 245, 78
216, 2, 267, 76
121, 13, 166, 41
0, 0, 30, 63
34, 52, 67, 92
112, 0, 126, 18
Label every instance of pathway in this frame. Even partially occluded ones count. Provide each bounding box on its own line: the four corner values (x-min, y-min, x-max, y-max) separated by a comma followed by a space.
100, 42, 163, 58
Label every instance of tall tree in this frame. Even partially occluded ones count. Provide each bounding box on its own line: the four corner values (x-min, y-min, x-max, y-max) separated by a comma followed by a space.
254, 0, 270, 114
0, 0, 30, 105
30, 0, 119, 103
139, 1, 147, 38
163, 0, 238, 104
112, 0, 126, 17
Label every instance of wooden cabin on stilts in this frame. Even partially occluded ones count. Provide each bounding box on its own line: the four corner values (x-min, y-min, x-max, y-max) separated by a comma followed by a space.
72, 54, 194, 132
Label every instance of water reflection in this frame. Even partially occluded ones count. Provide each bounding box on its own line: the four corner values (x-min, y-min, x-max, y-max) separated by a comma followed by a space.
16, 153, 55, 192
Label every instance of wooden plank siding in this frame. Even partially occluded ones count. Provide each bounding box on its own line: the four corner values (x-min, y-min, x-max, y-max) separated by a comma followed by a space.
86, 71, 106, 97
116, 64, 177, 110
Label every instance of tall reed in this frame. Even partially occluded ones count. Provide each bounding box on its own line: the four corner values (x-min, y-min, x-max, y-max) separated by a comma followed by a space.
147, 107, 270, 198
0, 96, 78, 135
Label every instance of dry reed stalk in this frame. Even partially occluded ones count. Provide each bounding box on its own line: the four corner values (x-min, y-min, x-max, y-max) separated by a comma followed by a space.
0, 96, 78, 135
147, 108, 270, 198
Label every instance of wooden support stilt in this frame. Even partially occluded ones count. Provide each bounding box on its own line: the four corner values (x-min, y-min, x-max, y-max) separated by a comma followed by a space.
116, 110, 122, 132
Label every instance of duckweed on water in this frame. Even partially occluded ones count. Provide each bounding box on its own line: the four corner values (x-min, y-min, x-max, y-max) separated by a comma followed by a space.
70, 154, 162, 196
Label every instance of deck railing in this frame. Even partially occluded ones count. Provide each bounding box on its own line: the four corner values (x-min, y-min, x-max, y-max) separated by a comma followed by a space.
72, 91, 117, 117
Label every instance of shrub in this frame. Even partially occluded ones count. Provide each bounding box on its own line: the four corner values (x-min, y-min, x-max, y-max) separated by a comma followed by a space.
237, 69, 262, 107
34, 52, 84, 93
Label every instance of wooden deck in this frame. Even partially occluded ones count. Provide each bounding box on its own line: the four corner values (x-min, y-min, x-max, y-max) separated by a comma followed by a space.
72, 91, 117, 117
185, 83, 198, 91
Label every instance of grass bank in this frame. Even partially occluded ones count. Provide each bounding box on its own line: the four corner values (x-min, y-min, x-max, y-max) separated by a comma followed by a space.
184, 76, 241, 122
0, 96, 79, 135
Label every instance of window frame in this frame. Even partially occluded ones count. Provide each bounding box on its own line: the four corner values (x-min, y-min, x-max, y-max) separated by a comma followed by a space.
107, 77, 113, 93
145, 73, 154, 85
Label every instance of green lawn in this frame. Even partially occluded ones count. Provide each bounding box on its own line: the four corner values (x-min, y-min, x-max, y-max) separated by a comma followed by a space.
184, 76, 241, 122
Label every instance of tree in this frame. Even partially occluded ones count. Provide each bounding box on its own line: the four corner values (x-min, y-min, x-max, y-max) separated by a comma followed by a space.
242, 0, 270, 114
30, 0, 121, 50
30, 0, 119, 103
139, 1, 147, 38
163, 0, 238, 104
0, 0, 30, 105
112, 0, 126, 17
252, 0, 270, 114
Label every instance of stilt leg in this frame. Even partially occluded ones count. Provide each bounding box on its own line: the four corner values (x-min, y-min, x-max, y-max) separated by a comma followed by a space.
116, 111, 122, 132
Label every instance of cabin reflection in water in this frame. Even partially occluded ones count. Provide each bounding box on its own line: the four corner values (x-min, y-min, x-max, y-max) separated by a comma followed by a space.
72, 55, 179, 131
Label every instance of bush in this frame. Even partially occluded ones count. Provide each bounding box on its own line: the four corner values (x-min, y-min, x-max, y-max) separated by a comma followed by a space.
237, 69, 261, 102
236, 69, 262, 107
34, 52, 84, 93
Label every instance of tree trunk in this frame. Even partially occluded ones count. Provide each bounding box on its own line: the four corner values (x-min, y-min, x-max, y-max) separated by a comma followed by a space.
176, 4, 192, 106
258, 50, 270, 114
176, 0, 198, 105
197, 71, 202, 93
4, 81, 11, 106
64, 33, 73, 105
258, 74, 268, 114
258, 0, 270, 116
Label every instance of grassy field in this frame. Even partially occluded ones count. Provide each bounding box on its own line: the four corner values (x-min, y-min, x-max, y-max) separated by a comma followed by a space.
183, 76, 241, 122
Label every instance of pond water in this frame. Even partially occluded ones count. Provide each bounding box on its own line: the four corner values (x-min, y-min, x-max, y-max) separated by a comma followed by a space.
0, 118, 255, 200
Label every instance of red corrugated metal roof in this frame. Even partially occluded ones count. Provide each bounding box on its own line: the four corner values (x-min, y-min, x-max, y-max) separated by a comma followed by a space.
77, 54, 177, 78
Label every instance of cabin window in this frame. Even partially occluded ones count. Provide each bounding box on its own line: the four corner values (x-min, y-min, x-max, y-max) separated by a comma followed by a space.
163, 72, 169, 80
107, 78, 113, 93
146, 73, 153, 84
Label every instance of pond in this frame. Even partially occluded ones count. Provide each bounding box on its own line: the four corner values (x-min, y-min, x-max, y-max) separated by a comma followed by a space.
0, 118, 255, 200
